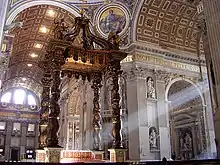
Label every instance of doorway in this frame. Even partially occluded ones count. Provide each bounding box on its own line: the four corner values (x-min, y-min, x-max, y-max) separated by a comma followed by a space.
11, 148, 19, 161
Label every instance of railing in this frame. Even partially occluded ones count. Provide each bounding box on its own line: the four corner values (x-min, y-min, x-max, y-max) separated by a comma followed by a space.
0, 159, 220, 165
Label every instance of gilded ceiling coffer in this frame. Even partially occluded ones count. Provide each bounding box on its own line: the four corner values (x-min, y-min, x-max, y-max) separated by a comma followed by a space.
41, 14, 127, 149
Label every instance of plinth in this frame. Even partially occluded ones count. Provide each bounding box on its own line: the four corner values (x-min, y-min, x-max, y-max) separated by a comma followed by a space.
44, 147, 63, 163
108, 149, 127, 162
35, 149, 46, 162
93, 151, 104, 160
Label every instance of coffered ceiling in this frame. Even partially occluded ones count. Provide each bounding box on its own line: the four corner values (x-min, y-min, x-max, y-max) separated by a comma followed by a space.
4, 5, 76, 95
136, 0, 202, 54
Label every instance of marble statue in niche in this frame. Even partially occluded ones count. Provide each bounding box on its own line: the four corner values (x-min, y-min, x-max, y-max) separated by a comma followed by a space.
99, 7, 126, 34
147, 77, 156, 99
149, 127, 158, 148
179, 130, 193, 160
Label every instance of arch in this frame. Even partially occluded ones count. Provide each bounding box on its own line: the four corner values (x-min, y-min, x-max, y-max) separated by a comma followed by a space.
165, 77, 205, 106
132, 0, 144, 42
6, 0, 81, 25
174, 114, 195, 122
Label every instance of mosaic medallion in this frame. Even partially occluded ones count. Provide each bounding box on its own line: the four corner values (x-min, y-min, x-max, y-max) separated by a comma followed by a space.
96, 5, 129, 37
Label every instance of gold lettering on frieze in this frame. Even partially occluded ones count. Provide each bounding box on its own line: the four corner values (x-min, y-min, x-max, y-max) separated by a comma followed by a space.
0, 112, 16, 117
121, 55, 133, 63
20, 114, 39, 119
135, 54, 207, 73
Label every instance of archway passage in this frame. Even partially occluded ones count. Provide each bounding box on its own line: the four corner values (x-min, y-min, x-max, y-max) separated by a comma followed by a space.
167, 80, 206, 160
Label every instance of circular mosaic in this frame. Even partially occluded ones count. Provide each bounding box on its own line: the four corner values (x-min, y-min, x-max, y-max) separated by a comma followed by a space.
96, 5, 129, 37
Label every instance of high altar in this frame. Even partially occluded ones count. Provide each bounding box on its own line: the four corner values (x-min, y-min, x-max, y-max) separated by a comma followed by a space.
36, 9, 127, 163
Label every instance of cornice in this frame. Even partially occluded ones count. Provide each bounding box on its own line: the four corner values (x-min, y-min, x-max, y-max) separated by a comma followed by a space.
122, 42, 206, 66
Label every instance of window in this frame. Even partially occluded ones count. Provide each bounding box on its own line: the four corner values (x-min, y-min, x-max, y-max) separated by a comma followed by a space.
27, 95, 36, 105
1, 43, 7, 52
13, 122, 21, 132
0, 88, 39, 108
1, 92, 11, 103
0, 122, 5, 130
28, 124, 35, 132
14, 89, 25, 104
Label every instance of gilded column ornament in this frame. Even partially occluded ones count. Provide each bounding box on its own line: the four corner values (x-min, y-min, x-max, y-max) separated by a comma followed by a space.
91, 72, 102, 150
46, 47, 65, 147
109, 59, 123, 149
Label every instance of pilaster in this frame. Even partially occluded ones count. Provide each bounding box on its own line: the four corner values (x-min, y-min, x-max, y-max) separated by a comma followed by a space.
44, 147, 62, 163
5, 120, 12, 160
137, 75, 151, 160
20, 122, 27, 158
85, 84, 93, 150
125, 70, 140, 160
155, 71, 171, 159
203, 2, 220, 156
108, 149, 127, 162
0, 0, 9, 47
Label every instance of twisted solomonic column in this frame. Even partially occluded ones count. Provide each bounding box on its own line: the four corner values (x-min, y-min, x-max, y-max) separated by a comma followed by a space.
91, 72, 102, 150
46, 47, 65, 147
38, 52, 53, 149
39, 71, 52, 148
109, 60, 123, 149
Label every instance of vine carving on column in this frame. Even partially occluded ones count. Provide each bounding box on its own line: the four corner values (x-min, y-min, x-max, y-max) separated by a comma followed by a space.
46, 47, 65, 147
91, 72, 102, 150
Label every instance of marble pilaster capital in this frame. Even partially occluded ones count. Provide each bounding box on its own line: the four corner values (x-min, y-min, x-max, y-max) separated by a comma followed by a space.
21, 121, 28, 127
122, 67, 154, 80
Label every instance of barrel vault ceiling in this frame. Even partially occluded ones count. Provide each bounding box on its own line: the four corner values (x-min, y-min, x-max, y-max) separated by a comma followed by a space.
4, 5, 76, 95
136, 0, 202, 55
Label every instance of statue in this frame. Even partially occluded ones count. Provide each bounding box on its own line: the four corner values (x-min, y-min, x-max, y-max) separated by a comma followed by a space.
4, 21, 23, 32
149, 128, 157, 148
54, 18, 68, 40
107, 31, 120, 50
147, 77, 156, 99
185, 133, 192, 149
180, 138, 184, 149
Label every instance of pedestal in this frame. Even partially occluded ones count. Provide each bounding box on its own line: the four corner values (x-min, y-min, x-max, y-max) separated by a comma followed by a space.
108, 149, 127, 162
93, 151, 104, 160
44, 147, 63, 163
35, 149, 46, 162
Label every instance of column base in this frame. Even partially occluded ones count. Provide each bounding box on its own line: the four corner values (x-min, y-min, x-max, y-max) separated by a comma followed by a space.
108, 149, 127, 162
35, 149, 46, 162
44, 147, 63, 163
93, 151, 104, 160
